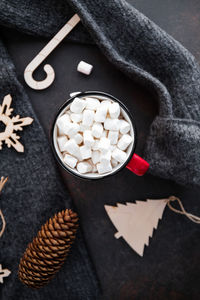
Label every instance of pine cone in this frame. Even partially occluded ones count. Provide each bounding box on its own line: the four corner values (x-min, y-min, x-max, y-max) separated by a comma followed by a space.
18, 209, 78, 289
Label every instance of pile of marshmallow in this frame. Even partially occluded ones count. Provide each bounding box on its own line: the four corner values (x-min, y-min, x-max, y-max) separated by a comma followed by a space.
56, 96, 134, 175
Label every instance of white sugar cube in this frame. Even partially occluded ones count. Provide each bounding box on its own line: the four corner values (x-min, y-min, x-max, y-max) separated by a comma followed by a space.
82, 109, 95, 127
94, 105, 108, 123
97, 162, 112, 174
77, 61, 93, 75
77, 162, 92, 174
92, 122, 103, 138
104, 118, 120, 131
83, 130, 95, 147
98, 137, 110, 153
64, 139, 81, 159
100, 150, 111, 164
73, 133, 83, 145
63, 154, 77, 169
57, 114, 71, 135
80, 145, 92, 160
92, 150, 100, 164
85, 97, 100, 110
108, 130, 119, 145
117, 134, 133, 151
111, 157, 118, 167
92, 140, 100, 151
70, 113, 82, 123
112, 148, 127, 163
70, 97, 86, 113
119, 120, 131, 134
108, 102, 120, 119
57, 136, 68, 152
66, 123, 80, 138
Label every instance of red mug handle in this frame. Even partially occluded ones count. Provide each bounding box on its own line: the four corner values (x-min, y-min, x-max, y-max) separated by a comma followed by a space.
126, 153, 149, 176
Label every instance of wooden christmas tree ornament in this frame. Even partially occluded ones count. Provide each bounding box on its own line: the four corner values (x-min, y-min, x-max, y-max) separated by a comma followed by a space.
105, 199, 167, 256
24, 14, 80, 90
18, 209, 78, 289
105, 197, 200, 257
0, 94, 33, 152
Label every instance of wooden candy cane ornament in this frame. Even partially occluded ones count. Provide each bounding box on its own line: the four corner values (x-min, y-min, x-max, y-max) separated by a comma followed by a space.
24, 14, 81, 90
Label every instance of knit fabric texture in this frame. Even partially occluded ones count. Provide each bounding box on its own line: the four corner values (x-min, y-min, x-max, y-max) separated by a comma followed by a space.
1, 0, 200, 186
0, 0, 200, 298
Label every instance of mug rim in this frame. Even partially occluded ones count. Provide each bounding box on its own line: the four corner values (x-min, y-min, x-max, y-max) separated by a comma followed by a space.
51, 91, 137, 180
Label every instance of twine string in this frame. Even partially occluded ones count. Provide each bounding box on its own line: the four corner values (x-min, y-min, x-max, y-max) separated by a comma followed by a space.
0, 209, 6, 238
167, 196, 200, 224
0, 176, 8, 238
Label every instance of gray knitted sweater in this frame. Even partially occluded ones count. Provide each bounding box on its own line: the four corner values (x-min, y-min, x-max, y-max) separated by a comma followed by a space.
1, 0, 200, 186
0, 0, 200, 299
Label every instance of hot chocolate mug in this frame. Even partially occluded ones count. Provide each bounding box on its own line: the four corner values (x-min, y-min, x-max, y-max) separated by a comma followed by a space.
51, 91, 149, 179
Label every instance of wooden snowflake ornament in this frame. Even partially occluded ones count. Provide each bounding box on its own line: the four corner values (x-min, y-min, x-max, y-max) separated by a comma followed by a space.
0, 264, 11, 284
0, 94, 33, 152
105, 199, 167, 256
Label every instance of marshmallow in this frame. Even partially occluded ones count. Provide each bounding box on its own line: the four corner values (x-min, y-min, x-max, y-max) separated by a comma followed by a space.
98, 137, 111, 153
73, 133, 83, 145
97, 162, 112, 174
79, 123, 91, 132
63, 139, 81, 159
63, 154, 77, 169
108, 130, 119, 145
100, 150, 111, 164
109, 102, 120, 119
70, 91, 81, 97
77, 162, 92, 174
92, 164, 97, 173
66, 122, 80, 138
92, 140, 100, 151
57, 136, 68, 152
119, 120, 131, 134
112, 148, 127, 163
87, 159, 97, 173
82, 109, 95, 127
102, 130, 108, 137
117, 134, 133, 151
80, 145, 92, 160
94, 105, 107, 123
92, 122, 103, 138
92, 150, 100, 164
101, 100, 111, 110
83, 130, 95, 147
77, 61, 93, 75
70, 113, 82, 123
85, 97, 100, 110
104, 118, 120, 131
70, 97, 86, 113
111, 157, 118, 168
57, 114, 71, 135
110, 145, 117, 152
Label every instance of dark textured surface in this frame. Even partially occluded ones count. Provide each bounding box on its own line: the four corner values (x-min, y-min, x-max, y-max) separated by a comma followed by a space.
1, 0, 200, 299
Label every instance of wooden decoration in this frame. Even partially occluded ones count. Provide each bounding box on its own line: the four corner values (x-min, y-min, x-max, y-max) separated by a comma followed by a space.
0, 94, 33, 152
0, 264, 11, 284
105, 199, 167, 256
24, 14, 81, 90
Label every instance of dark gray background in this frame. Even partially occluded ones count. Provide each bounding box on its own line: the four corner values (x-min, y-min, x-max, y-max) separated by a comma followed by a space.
2, 0, 200, 299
